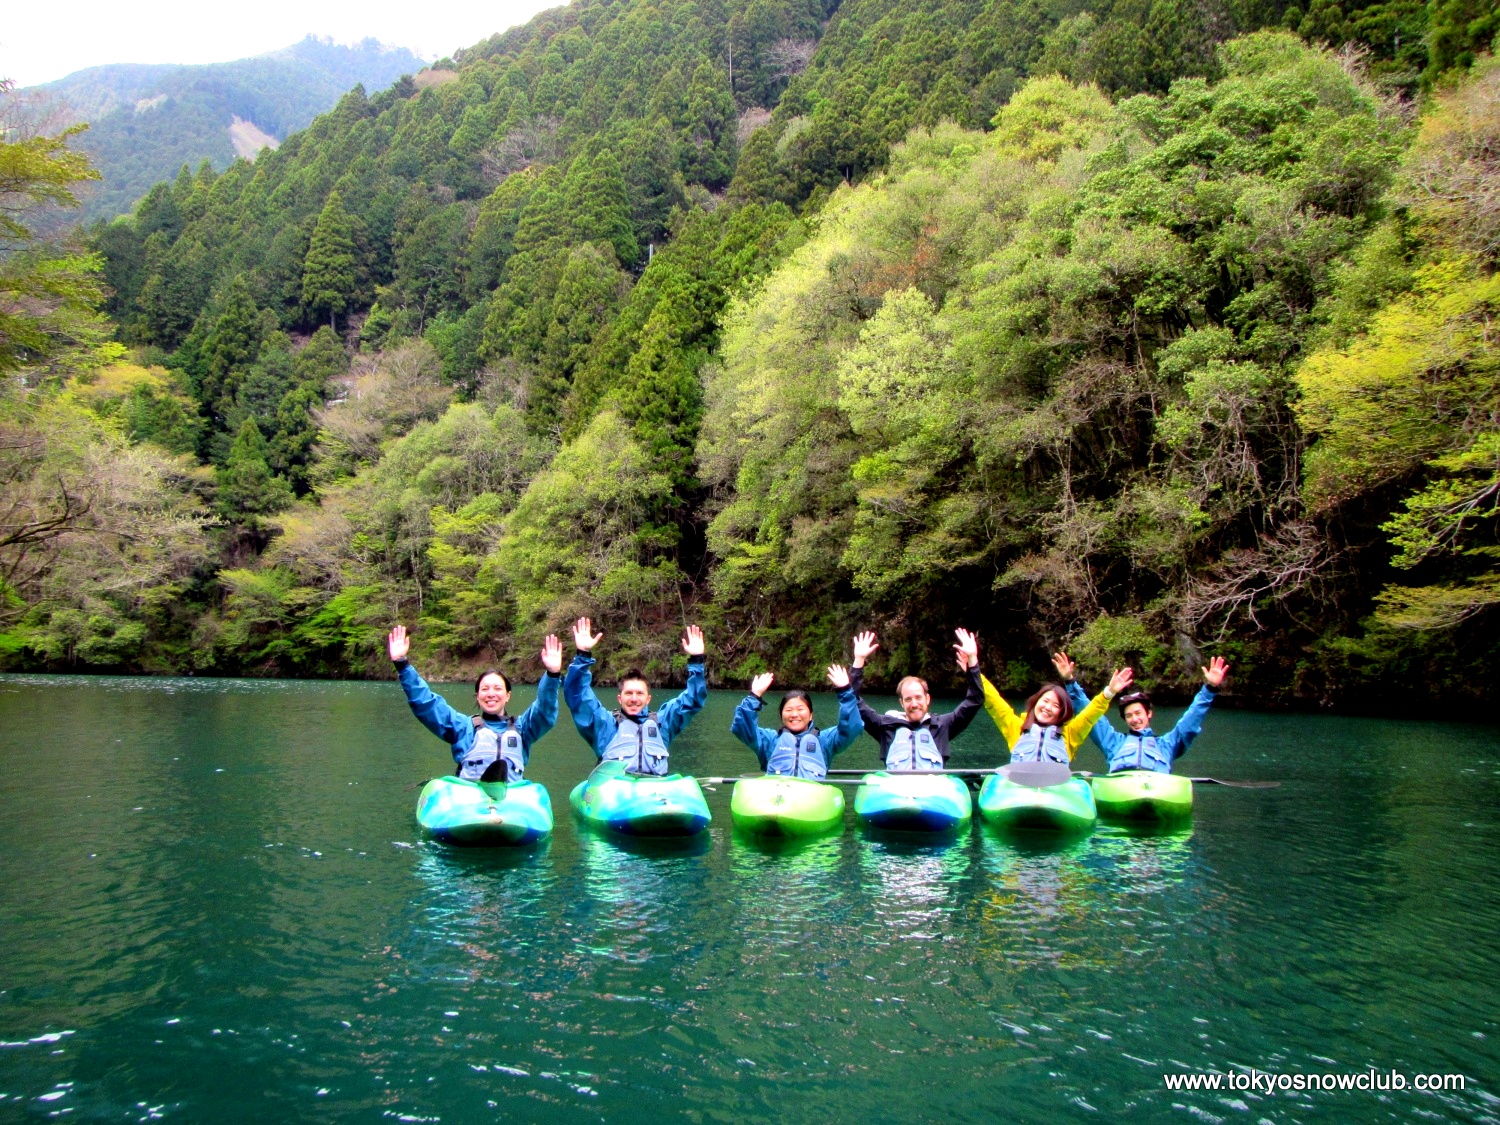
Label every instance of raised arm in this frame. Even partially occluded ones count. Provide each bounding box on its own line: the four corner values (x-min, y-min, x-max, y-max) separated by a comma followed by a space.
980, 675, 1023, 749
1064, 667, 1132, 754
730, 673, 778, 766
388, 626, 470, 745
1160, 657, 1229, 761
1055, 652, 1122, 757
821, 664, 863, 758
657, 625, 708, 740
563, 617, 614, 755
515, 635, 564, 750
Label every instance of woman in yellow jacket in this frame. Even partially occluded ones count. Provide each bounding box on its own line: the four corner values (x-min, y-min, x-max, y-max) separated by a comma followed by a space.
982, 657, 1133, 766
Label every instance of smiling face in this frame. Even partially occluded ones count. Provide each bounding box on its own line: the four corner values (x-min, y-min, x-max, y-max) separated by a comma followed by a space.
1122, 701, 1153, 732
897, 677, 930, 723
474, 673, 511, 715
781, 696, 813, 733
1031, 687, 1064, 726
617, 677, 651, 717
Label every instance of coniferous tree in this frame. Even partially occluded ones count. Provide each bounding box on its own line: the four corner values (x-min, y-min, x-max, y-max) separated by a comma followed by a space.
302, 190, 358, 332
217, 418, 294, 524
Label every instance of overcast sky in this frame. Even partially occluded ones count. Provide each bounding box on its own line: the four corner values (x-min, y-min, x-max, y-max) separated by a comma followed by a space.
2, 0, 561, 87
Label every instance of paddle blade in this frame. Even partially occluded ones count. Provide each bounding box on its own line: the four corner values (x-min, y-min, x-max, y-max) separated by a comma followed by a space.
1001, 760, 1072, 788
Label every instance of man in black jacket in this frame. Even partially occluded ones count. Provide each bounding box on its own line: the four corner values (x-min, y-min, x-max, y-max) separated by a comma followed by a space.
848, 628, 984, 770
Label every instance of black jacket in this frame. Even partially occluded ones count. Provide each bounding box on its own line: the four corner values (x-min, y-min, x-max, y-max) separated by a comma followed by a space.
848, 665, 984, 762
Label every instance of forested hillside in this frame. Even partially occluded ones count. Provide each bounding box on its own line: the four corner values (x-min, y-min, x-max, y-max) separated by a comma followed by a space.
30, 37, 426, 222
2, 0, 1496, 710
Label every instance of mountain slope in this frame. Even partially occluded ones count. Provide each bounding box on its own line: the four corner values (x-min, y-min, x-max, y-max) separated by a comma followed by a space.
34, 36, 427, 221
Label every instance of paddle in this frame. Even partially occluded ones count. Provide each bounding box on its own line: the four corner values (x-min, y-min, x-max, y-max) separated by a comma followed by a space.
1071, 770, 1280, 789
697, 776, 869, 786
824, 762, 1073, 789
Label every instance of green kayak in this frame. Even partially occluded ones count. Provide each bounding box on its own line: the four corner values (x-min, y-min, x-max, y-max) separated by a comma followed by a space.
731, 775, 844, 837
1090, 770, 1193, 823
977, 773, 1096, 834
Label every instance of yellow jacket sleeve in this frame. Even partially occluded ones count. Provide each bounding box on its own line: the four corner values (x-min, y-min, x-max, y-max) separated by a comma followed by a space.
1064, 688, 1114, 755
980, 676, 1023, 749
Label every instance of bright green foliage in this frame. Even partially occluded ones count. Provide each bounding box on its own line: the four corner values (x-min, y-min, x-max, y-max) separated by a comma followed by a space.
302, 190, 358, 330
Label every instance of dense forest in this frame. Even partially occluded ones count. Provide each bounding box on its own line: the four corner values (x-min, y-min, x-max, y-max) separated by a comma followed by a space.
28, 37, 427, 222
1, 0, 1497, 710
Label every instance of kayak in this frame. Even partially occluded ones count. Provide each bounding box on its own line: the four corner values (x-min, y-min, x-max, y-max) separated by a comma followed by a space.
569, 761, 711, 837
1090, 770, 1193, 823
415, 776, 553, 846
977, 773, 1096, 834
731, 775, 844, 837
853, 772, 972, 833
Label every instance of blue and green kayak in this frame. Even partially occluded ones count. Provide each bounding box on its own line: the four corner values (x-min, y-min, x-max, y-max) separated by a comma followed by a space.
1089, 770, 1193, 823
853, 772, 972, 833
569, 761, 711, 837
977, 773, 1096, 834
415, 776, 553, 846
731, 775, 845, 837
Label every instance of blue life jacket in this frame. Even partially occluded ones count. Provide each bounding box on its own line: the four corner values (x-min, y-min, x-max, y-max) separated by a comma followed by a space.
460, 716, 525, 781
885, 724, 943, 771
1107, 731, 1171, 773
1009, 723, 1069, 766
768, 727, 827, 779
603, 711, 669, 776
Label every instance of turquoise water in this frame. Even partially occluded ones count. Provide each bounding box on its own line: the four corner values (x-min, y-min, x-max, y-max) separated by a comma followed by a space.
1, 673, 1497, 1123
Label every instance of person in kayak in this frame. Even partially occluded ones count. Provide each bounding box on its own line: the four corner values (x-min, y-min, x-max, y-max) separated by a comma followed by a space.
563, 616, 707, 776
386, 624, 563, 781
1053, 652, 1230, 773
847, 628, 984, 770
731, 665, 863, 780
980, 661, 1133, 766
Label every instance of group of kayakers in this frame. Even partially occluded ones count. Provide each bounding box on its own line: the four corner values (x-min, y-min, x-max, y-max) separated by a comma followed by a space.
387, 619, 1229, 782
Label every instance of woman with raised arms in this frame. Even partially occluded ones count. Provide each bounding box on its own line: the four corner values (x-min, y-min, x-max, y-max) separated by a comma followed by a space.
730, 664, 863, 780
981, 658, 1133, 766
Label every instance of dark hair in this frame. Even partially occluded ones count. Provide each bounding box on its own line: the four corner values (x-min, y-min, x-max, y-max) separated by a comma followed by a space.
473, 669, 510, 693
1116, 689, 1153, 716
1021, 683, 1073, 731
779, 689, 813, 716
618, 668, 649, 690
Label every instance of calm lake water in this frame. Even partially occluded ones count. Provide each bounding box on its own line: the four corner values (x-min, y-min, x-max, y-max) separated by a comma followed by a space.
1, 673, 1497, 1123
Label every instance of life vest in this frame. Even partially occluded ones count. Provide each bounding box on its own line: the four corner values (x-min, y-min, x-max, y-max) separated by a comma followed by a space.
459, 715, 525, 781
885, 724, 943, 771
1009, 722, 1069, 766
602, 711, 669, 776
768, 727, 827, 779
1108, 731, 1171, 773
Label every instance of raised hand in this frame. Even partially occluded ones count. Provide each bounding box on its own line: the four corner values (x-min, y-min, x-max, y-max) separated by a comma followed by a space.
751, 671, 775, 698
572, 617, 603, 652
826, 664, 851, 689
387, 625, 410, 663
1108, 666, 1134, 695
954, 628, 979, 670
1051, 651, 1076, 682
1203, 655, 1230, 688
682, 624, 705, 656
540, 634, 563, 674
852, 630, 879, 668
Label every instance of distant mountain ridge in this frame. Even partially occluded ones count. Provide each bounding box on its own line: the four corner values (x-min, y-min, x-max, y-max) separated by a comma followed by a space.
31, 36, 428, 221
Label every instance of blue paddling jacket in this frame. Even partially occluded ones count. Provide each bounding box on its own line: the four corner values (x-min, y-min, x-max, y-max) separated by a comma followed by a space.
730, 687, 862, 780
395, 661, 559, 779
1064, 679, 1217, 773
563, 653, 707, 774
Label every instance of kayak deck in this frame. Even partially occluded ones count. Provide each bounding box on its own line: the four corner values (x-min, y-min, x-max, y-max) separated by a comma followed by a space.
416, 776, 553, 847
570, 761, 711, 837
731, 775, 844, 837
1090, 770, 1193, 823
854, 771, 972, 833
977, 774, 1096, 834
